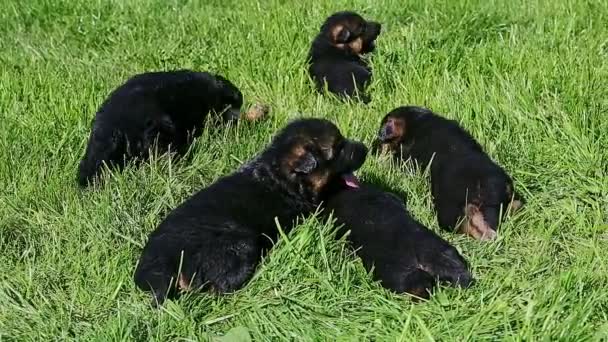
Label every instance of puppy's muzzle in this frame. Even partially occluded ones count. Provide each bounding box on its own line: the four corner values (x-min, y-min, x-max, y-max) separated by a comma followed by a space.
362, 22, 382, 52
367, 22, 382, 37
378, 122, 394, 142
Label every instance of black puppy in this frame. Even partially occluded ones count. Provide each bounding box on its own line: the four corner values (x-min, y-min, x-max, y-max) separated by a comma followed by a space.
308, 11, 381, 103
374, 106, 524, 241
324, 183, 473, 299
78, 70, 243, 187
134, 118, 368, 305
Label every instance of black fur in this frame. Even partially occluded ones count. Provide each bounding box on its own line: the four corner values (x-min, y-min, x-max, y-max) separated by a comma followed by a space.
78, 70, 243, 187
308, 11, 381, 103
374, 106, 524, 241
134, 118, 368, 305
323, 183, 473, 299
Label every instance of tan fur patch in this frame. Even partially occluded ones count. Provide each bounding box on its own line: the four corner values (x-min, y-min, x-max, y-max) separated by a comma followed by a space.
283, 144, 308, 171
458, 204, 497, 241
308, 169, 331, 194
508, 199, 523, 213
380, 117, 407, 152
243, 103, 270, 121
178, 273, 190, 291
282, 138, 337, 195
331, 24, 345, 43
387, 117, 406, 141
348, 37, 363, 54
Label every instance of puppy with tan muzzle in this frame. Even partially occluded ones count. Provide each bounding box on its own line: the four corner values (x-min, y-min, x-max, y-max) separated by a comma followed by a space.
373, 106, 524, 241
134, 118, 368, 305
308, 11, 381, 103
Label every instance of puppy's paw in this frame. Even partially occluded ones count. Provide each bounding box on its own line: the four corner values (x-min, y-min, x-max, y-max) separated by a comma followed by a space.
243, 103, 270, 121
459, 204, 497, 241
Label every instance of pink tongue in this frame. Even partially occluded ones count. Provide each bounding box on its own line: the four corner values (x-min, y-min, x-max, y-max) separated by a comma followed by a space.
342, 173, 360, 189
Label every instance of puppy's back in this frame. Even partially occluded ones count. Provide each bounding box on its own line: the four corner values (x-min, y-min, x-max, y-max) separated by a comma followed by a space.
325, 185, 473, 297
78, 70, 241, 187
406, 113, 487, 167
413, 112, 519, 238
99, 70, 219, 122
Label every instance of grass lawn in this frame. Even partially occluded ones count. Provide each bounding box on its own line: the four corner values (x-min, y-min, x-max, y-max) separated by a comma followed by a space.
1, 0, 607, 340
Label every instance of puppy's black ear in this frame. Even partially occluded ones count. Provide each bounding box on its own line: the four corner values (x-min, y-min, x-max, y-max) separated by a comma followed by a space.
293, 152, 317, 174
213, 74, 229, 88
335, 27, 351, 43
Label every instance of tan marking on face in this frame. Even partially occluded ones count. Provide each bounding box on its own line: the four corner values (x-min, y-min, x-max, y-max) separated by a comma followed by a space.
283, 144, 308, 172
318, 133, 337, 158
348, 37, 363, 54
378, 117, 407, 153
331, 24, 346, 43
387, 117, 406, 141
458, 204, 497, 241
373, 140, 401, 156
307, 168, 331, 194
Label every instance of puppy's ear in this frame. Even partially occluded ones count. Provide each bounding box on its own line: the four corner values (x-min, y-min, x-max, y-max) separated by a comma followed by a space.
293, 152, 317, 174
213, 74, 229, 88
331, 25, 351, 43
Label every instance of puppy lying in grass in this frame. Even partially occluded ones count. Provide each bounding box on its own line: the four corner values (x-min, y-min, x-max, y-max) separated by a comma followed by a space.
308, 11, 381, 103
78, 70, 269, 187
134, 118, 368, 306
374, 106, 524, 241
324, 182, 473, 300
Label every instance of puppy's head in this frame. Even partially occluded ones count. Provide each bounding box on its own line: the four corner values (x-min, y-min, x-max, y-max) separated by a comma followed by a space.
268, 118, 368, 202
373, 106, 430, 154
319, 11, 382, 55
212, 74, 244, 122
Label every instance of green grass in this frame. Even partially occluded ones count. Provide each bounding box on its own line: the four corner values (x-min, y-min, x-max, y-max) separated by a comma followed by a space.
1, 0, 607, 340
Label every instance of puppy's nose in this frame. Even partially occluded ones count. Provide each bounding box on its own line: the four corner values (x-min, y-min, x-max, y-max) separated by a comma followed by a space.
378, 123, 393, 141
